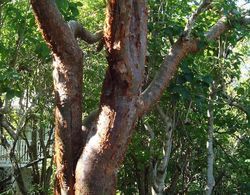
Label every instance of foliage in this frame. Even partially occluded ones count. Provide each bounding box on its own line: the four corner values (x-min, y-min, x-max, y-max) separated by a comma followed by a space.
0, 0, 249, 194
119, 0, 250, 194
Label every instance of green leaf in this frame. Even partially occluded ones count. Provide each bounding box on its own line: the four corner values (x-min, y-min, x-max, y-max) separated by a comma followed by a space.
202, 75, 213, 86
69, 2, 80, 17
237, 87, 245, 95
6, 88, 21, 99
35, 42, 50, 60
184, 72, 194, 82
198, 40, 206, 50
56, 0, 69, 12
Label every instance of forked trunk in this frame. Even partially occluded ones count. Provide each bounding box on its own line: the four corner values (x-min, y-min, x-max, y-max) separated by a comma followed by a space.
30, 0, 249, 194
75, 1, 148, 194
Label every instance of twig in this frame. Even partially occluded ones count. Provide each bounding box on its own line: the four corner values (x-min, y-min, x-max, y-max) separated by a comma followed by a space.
184, 0, 213, 38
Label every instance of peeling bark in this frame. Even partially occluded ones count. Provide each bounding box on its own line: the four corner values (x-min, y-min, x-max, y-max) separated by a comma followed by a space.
30, 0, 250, 194
31, 1, 83, 194
75, 1, 148, 194
139, 38, 198, 115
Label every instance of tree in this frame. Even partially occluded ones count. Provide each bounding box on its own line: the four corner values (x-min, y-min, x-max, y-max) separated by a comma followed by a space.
0, 1, 55, 193
29, 0, 250, 194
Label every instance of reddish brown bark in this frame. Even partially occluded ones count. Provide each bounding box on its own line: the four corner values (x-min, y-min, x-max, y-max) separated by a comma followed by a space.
30, 0, 250, 194
75, 1, 148, 194
31, 1, 83, 194
139, 38, 199, 115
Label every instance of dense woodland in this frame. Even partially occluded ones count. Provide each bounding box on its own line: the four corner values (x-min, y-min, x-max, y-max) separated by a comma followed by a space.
0, 0, 249, 194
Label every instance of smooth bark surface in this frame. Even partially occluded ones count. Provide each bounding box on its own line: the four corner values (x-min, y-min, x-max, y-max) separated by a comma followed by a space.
139, 15, 250, 115
152, 107, 174, 195
206, 85, 215, 195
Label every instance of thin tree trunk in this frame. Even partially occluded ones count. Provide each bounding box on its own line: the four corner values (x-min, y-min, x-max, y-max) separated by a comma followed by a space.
9, 146, 28, 194
206, 84, 215, 195
151, 106, 174, 195
132, 153, 152, 195
0, 98, 28, 195
165, 164, 181, 194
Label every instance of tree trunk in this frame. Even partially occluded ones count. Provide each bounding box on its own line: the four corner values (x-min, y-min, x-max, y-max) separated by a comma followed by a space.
75, 1, 147, 194
155, 107, 174, 195
206, 84, 215, 195
30, 0, 250, 194
10, 150, 28, 194
0, 98, 28, 195
53, 48, 83, 195
30, 1, 84, 194
138, 166, 151, 195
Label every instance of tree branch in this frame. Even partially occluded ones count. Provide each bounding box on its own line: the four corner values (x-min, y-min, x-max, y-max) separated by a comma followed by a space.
30, 0, 81, 57
222, 92, 249, 116
138, 15, 250, 116
68, 20, 103, 44
184, 0, 213, 38
204, 16, 228, 40
0, 133, 10, 149
0, 96, 8, 114
242, 15, 250, 25
24, 157, 48, 168
138, 38, 198, 115
1, 120, 17, 140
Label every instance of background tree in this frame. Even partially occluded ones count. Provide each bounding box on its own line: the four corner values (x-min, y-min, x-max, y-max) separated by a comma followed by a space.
119, 1, 250, 194
0, 1, 54, 194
